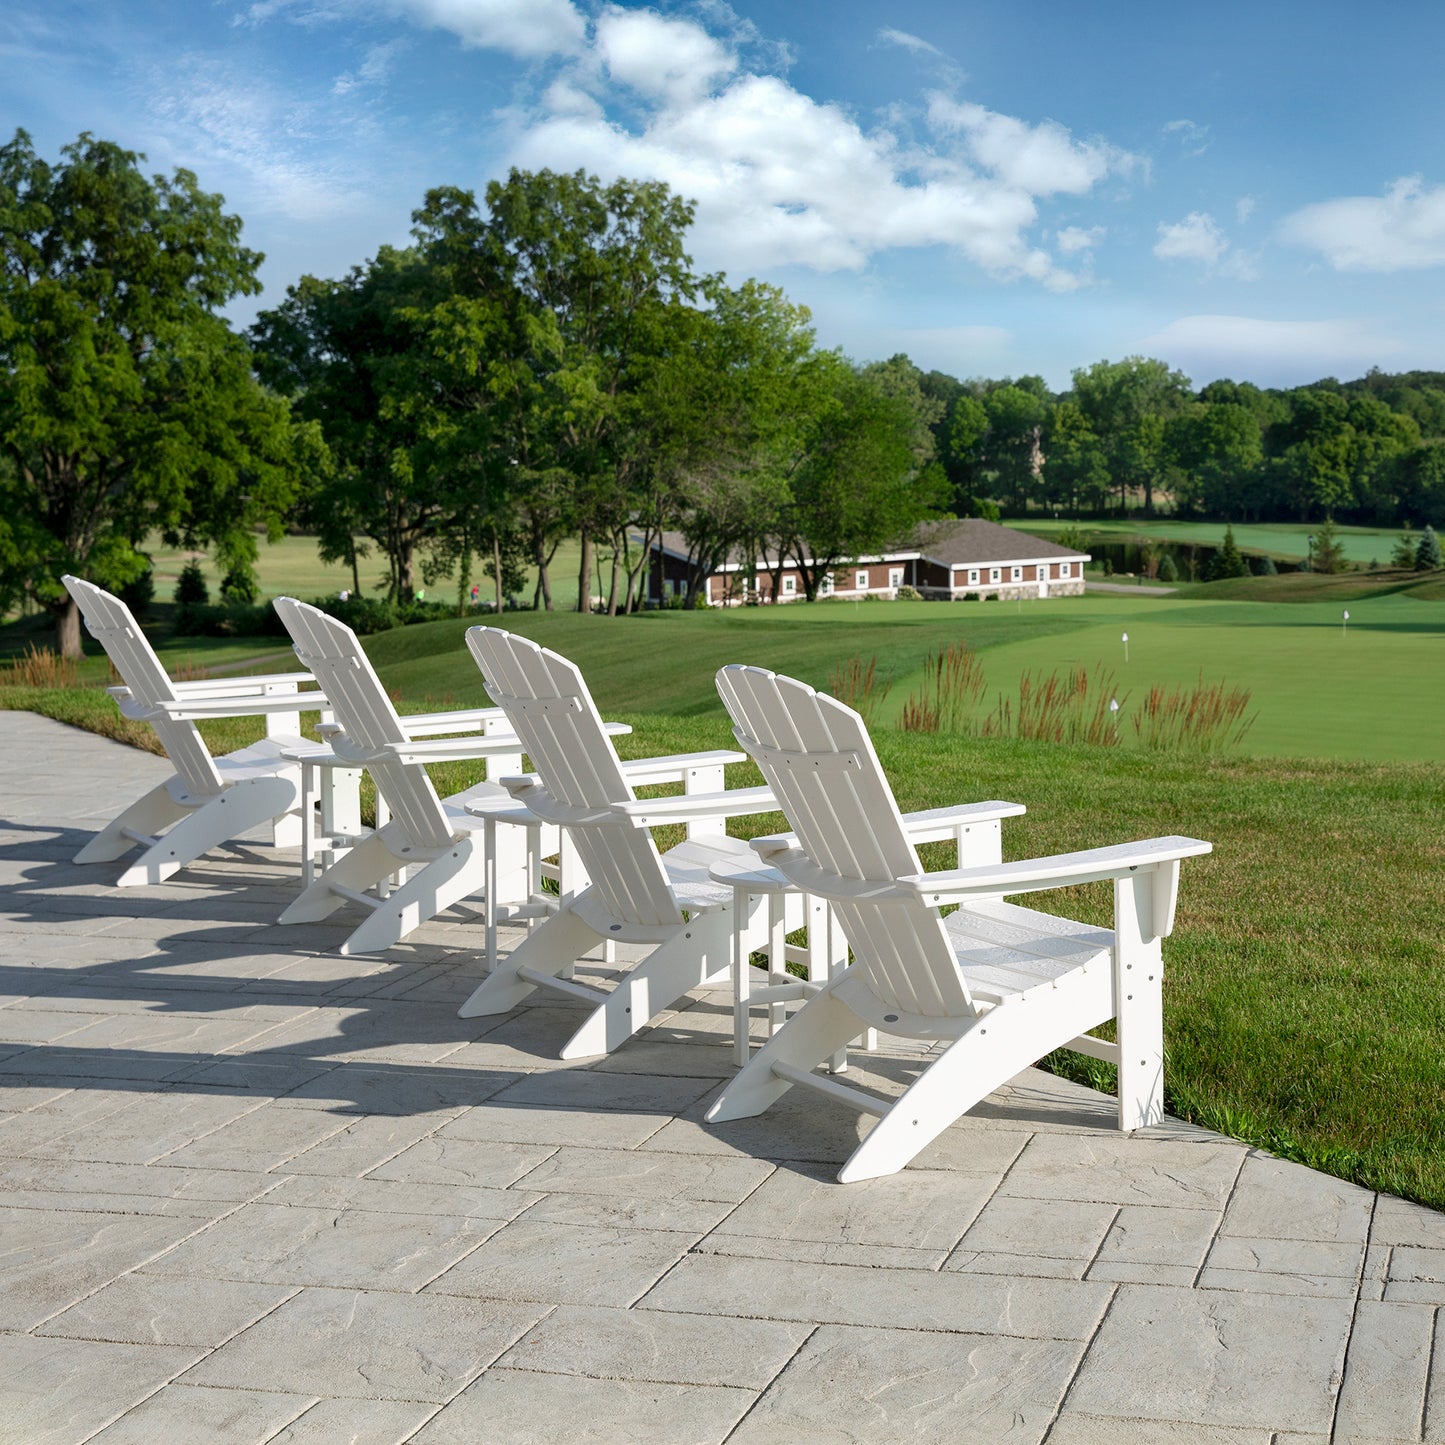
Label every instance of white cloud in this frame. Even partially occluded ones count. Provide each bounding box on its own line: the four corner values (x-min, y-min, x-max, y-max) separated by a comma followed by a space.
148, 55, 366, 222
928, 95, 1131, 196
1153, 211, 1258, 279
594, 7, 735, 104
1056, 225, 1104, 255
1280, 176, 1445, 271
876, 28, 947, 60
1163, 118, 1210, 157
1144, 314, 1402, 384
1155, 211, 1227, 266
1236, 196, 1256, 224
332, 37, 407, 95
381, 0, 584, 59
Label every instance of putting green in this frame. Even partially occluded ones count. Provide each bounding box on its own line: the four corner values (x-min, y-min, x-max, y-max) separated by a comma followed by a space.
878, 592, 1445, 762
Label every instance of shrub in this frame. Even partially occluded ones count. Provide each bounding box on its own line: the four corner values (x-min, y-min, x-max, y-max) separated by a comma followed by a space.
1207, 526, 1249, 581
311, 594, 397, 635
1391, 530, 1418, 568
894, 584, 922, 601
1415, 525, 1442, 571
1311, 517, 1347, 575
1156, 553, 1179, 583
220, 567, 259, 605
174, 560, 209, 606
0, 644, 79, 688
1252, 554, 1277, 576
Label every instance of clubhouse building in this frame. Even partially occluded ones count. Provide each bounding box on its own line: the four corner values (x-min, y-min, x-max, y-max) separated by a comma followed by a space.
648, 518, 1091, 606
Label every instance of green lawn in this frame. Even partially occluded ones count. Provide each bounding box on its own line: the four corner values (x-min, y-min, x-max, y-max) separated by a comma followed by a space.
1015, 517, 1407, 567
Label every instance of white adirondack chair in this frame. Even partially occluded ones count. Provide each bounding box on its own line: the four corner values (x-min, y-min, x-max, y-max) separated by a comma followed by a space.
272, 598, 559, 957
63, 575, 325, 886
708, 665, 1213, 1183
457, 627, 797, 1058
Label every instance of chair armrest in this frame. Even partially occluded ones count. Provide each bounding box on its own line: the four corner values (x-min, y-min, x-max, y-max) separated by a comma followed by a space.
901, 800, 1026, 843
902, 835, 1212, 903
345, 734, 525, 766
619, 750, 747, 786
612, 785, 776, 829
169, 672, 319, 698
400, 706, 508, 737
133, 692, 330, 721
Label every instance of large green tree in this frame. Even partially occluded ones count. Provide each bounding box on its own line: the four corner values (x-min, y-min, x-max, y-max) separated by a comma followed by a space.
0, 130, 300, 654
1072, 356, 1192, 514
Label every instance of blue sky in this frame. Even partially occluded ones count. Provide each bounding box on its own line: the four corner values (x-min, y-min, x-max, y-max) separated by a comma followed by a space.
4, 0, 1444, 390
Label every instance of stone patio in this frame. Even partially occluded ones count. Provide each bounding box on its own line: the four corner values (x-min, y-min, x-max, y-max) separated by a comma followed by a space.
2, 709, 1442, 1444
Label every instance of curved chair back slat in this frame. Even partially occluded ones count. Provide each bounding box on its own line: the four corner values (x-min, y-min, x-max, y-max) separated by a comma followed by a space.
63, 576, 226, 799
467, 627, 681, 928
273, 598, 453, 850
715, 665, 975, 1019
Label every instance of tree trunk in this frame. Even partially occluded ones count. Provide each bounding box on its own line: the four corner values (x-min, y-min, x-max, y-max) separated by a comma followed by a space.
492, 531, 504, 614
606, 543, 621, 616
577, 533, 593, 613
55, 596, 83, 659
349, 540, 361, 597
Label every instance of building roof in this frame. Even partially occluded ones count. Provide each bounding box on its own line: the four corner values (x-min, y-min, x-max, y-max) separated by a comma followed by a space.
914, 518, 1090, 567
652, 520, 1089, 573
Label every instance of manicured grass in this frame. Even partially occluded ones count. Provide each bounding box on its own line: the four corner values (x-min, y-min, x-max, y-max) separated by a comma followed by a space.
1015, 516, 1407, 567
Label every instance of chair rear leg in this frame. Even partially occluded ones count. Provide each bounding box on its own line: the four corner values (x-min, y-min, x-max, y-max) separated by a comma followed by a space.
278, 832, 400, 924
457, 907, 599, 1017
339, 836, 486, 956
75, 782, 188, 864
559, 908, 736, 1059
706, 984, 865, 1123
116, 777, 298, 887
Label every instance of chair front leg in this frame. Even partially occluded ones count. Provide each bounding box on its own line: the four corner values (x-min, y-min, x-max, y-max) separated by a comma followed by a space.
75, 781, 189, 865
1114, 871, 1167, 1131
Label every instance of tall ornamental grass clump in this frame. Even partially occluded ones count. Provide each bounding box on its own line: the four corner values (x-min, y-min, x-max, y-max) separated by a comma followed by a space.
985, 664, 1124, 746
898, 642, 986, 734
829, 655, 892, 725
1133, 674, 1255, 753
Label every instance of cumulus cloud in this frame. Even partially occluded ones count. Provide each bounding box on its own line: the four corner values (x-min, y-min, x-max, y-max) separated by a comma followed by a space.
594, 7, 735, 104
1154, 211, 1258, 279
1155, 211, 1227, 266
928, 95, 1130, 196
1056, 225, 1104, 255
1280, 176, 1445, 271
1144, 314, 1401, 385
237, 1, 1135, 289
381, 0, 585, 58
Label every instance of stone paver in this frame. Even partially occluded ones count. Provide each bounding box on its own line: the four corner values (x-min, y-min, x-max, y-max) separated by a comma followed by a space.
1, 709, 1442, 1442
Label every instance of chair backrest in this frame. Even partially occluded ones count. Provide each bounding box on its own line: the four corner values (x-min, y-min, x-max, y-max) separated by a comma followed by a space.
715, 665, 975, 1019
466, 627, 681, 928
62, 575, 226, 798
273, 598, 453, 849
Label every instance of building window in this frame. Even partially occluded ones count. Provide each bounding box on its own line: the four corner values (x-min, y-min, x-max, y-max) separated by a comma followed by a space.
968, 569, 979, 585
1011, 565, 1023, 582
889, 567, 904, 588
1060, 563, 1071, 578
855, 570, 869, 590
782, 576, 795, 595
990, 567, 1001, 584
819, 572, 833, 595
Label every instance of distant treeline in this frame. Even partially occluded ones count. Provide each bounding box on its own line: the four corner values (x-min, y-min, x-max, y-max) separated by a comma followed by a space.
919, 359, 1445, 530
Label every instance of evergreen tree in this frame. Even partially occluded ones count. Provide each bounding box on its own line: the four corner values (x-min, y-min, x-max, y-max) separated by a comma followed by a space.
1416, 524, 1442, 570
1311, 516, 1348, 574
1391, 529, 1418, 568
1207, 525, 1250, 581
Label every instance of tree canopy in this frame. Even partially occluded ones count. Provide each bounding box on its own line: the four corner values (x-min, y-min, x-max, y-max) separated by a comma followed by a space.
0, 130, 302, 654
